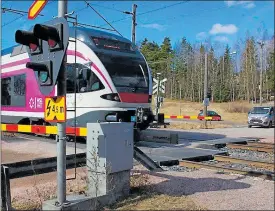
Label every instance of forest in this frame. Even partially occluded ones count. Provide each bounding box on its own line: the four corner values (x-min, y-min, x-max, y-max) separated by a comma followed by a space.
138, 30, 274, 103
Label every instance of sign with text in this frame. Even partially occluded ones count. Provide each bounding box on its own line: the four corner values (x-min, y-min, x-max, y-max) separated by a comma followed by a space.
44, 96, 66, 122
28, 0, 48, 20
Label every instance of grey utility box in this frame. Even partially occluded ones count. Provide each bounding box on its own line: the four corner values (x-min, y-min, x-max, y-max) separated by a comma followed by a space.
86, 122, 134, 174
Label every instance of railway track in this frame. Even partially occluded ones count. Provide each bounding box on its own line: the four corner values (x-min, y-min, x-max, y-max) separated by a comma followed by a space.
179, 141, 275, 181
226, 142, 274, 153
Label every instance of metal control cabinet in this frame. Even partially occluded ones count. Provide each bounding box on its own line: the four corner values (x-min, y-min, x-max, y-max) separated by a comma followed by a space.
86, 122, 134, 174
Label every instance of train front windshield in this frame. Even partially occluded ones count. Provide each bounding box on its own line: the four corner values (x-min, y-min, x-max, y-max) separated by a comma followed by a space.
96, 52, 149, 93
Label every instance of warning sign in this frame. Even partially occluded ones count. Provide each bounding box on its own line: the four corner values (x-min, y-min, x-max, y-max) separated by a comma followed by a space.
44, 96, 66, 122
28, 0, 48, 20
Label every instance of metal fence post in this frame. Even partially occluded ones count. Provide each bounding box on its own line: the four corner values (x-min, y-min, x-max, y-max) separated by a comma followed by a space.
1, 166, 12, 210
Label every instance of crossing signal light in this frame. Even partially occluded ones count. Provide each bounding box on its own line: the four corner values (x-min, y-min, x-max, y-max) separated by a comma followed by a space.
15, 30, 42, 55
14, 17, 69, 95
33, 23, 63, 51
26, 61, 53, 86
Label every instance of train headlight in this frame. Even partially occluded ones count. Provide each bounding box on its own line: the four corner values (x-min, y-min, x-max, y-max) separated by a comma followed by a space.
100, 93, 121, 102
114, 95, 120, 101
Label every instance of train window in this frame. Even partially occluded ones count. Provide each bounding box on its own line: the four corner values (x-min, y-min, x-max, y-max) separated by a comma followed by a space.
65, 63, 78, 93
95, 53, 149, 92
1, 74, 26, 107
1, 77, 12, 106
79, 69, 105, 93
65, 63, 104, 93
13, 74, 26, 106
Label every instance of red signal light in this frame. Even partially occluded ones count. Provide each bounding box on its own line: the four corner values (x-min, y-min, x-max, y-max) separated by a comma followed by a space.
29, 43, 38, 52
48, 39, 57, 48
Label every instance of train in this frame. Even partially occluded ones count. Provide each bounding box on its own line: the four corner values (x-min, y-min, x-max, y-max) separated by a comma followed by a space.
1, 26, 155, 133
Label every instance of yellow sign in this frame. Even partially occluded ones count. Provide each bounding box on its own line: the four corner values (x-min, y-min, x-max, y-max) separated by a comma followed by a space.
28, 0, 48, 20
44, 96, 66, 122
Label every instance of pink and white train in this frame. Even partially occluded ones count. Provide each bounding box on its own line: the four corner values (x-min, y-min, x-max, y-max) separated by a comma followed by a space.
1, 26, 155, 131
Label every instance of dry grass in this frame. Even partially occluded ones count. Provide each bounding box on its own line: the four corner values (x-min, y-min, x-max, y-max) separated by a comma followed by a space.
10, 169, 204, 211
154, 99, 257, 124
11, 169, 87, 210
112, 194, 205, 210
108, 171, 205, 210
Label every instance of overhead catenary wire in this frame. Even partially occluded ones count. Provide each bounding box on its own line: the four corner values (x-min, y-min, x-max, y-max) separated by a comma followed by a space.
1, 0, 55, 28
139, 4, 229, 25
2, 14, 24, 27
83, 0, 123, 37
100, 0, 191, 27
137, 0, 190, 16
85, 2, 126, 13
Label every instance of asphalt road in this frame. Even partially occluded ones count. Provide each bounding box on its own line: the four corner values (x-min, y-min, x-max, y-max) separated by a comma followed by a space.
2, 125, 273, 164
157, 126, 274, 142
165, 118, 246, 127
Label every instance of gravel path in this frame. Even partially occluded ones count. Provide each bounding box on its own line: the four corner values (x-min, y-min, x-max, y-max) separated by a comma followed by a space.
133, 165, 275, 210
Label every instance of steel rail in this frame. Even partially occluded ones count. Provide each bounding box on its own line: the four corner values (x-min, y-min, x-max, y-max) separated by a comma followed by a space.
226, 143, 274, 153
179, 160, 274, 181
214, 155, 274, 171
245, 142, 275, 148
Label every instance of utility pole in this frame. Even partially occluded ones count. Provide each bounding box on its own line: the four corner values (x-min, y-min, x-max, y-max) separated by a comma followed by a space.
257, 41, 264, 106
155, 73, 161, 116
57, 0, 67, 206
203, 52, 208, 128
123, 4, 137, 44
131, 4, 137, 44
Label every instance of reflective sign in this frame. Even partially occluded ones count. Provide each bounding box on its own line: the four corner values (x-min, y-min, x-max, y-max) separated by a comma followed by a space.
44, 96, 66, 122
28, 0, 48, 20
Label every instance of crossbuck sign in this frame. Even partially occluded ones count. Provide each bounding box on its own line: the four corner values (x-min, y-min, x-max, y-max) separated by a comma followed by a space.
153, 78, 167, 94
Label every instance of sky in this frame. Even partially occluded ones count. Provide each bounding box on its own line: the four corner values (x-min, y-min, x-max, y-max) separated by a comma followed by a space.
1, 0, 274, 54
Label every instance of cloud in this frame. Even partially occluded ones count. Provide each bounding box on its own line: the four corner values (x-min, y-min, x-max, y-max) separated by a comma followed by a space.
209, 23, 238, 35
224, 1, 255, 9
140, 23, 166, 31
196, 32, 207, 40
214, 36, 229, 42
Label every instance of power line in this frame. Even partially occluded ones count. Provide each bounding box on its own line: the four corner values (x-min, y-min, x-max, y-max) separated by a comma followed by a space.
1, 0, 55, 28
83, 0, 123, 37
137, 1, 190, 16
86, 2, 126, 13
2, 15, 24, 27
100, 0, 190, 27
2, 7, 44, 16
139, 4, 227, 25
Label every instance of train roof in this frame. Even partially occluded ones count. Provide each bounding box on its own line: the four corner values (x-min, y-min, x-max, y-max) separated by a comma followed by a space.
1, 26, 138, 57
70, 26, 131, 44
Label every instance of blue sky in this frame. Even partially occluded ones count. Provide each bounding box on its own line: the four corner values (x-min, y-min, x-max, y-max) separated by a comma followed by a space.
1, 0, 274, 53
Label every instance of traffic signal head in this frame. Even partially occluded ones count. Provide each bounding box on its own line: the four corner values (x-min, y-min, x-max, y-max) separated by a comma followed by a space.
14, 17, 69, 95
15, 30, 42, 55
26, 61, 53, 86
33, 23, 63, 52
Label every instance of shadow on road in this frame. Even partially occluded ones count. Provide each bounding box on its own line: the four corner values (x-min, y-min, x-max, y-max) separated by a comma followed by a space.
132, 169, 251, 196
